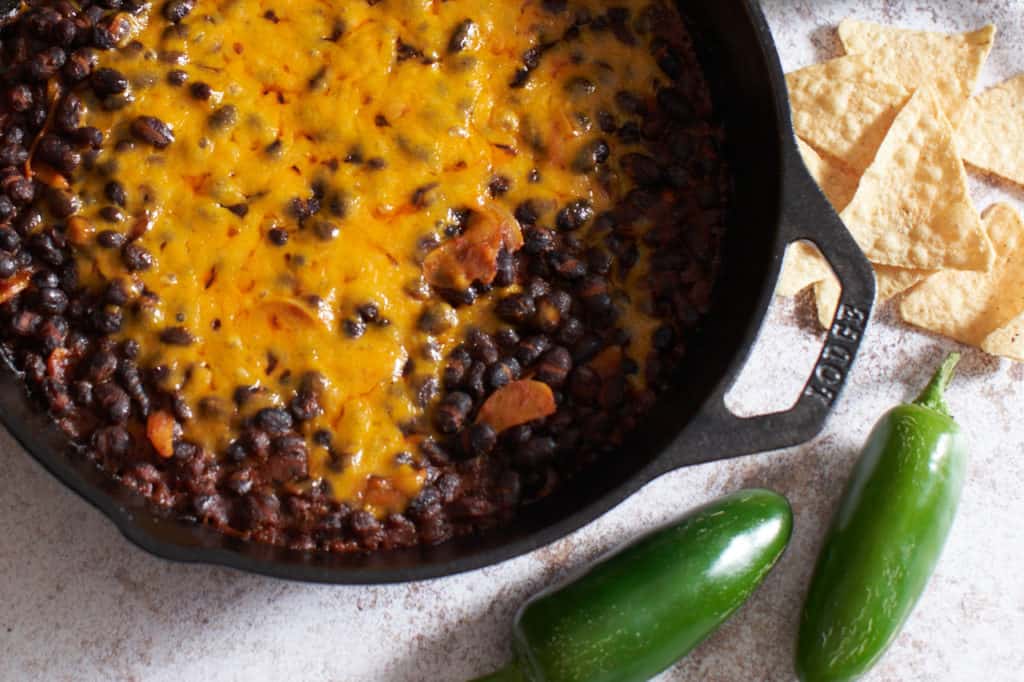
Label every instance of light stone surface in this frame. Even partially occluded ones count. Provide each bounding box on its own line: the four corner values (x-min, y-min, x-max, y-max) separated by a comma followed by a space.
2, 2, 1023, 681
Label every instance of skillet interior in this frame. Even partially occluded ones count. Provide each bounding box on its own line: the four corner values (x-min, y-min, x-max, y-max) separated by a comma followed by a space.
2, 0, 791, 583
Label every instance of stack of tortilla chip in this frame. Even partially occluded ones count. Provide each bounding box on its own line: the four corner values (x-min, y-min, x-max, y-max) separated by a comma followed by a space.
779, 18, 1024, 362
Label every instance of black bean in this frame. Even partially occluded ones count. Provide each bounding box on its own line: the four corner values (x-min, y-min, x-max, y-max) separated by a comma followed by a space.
308, 219, 339, 241
190, 81, 213, 100
617, 121, 642, 144
652, 324, 675, 350
159, 326, 194, 345
28, 232, 65, 265
92, 305, 123, 334
569, 365, 603, 404
585, 247, 614, 275
521, 226, 555, 256
395, 38, 424, 63
290, 390, 322, 421
572, 334, 603, 364
572, 138, 610, 173
98, 206, 124, 223
6, 84, 32, 113
443, 348, 472, 388
64, 48, 97, 82
495, 293, 535, 324
488, 175, 511, 198
122, 242, 153, 271
657, 48, 683, 80
464, 360, 486, 399
620, 152, 663, 186
117, 362, 149, 415
163, 0, 195, 23
7, 178, 35, 205
0, 195, 13, 222
460, 422, 496, 457
27, 47, 67, 82
255, 407, 293, 434
165, 68, 188, 87
101, 181, 126, 207
73, 126, 104, 149
516, 335, 552, 366
597, 110, 617, 133
564, 76, 596, 98
354, 302, 379, 322
342, 317, 366, 339
35, 288, 68, 315
555, 199, 593, 231
72, 381, 94, 407
94, 382, 131, 423
486, 358, 519, 390
102, 279, 130, 306
467, 328, 499, 364
96, 230, 126, 249
418, 302, 457, 334
414, 375, 439, 407
46, 189, 80, 219
545, 288, 574, 318
38, 316, 69, 353
93, 425, 131, 461
435, 391, 473, 433
91, 67, 128, 96
0, 142, 28, 167
514, 199, 542, 227
31, 270, 59, 290
548, 251, 587, 280
267, 227, 289, 245
516, 436, 556, 468
0, 253, 16, 279
208, 104, 238, 130
615, 90, 644, 115
493, 249, 515, 288
130, 116, 174, 148
535, 346, 571, 387
657, 86, 694, 121
52, 93, 83, 135
447, 19, 476, 54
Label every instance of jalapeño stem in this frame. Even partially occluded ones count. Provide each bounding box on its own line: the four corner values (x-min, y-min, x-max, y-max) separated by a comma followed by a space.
913, 352, 961, 416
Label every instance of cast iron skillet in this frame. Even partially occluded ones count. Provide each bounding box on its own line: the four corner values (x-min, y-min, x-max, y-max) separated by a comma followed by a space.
2, 0, 876, 583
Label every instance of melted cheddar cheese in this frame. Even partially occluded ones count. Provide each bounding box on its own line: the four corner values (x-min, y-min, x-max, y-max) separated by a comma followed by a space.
71, 0, 672, 511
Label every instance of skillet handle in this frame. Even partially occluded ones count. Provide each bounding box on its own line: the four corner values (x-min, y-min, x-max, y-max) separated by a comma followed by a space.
667, 139, 876, 466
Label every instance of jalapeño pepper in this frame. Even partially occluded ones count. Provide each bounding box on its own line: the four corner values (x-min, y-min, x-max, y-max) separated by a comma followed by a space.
796, 353, 968, 681
475, 489, 793, 682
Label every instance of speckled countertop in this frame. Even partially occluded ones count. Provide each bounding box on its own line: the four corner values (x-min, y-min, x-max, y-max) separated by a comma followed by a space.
3, 2, 1023, 681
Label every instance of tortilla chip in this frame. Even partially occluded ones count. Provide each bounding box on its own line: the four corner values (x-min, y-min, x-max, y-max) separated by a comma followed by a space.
779, 242, 832, 297
957, 73, 1024, 187
875, 265, 929, 301
900, 203, 1024, 346
981, 314, 1024, 361
795, 138, 861, 211
838, 19, 995, 127
813, 276, 841, 329
787, 56, 910, 172
807, 264, 926, 328
475, 379, 556, 433
777, 139, 863, 296
422, 203, 522, 290
839, 86, 992, 271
